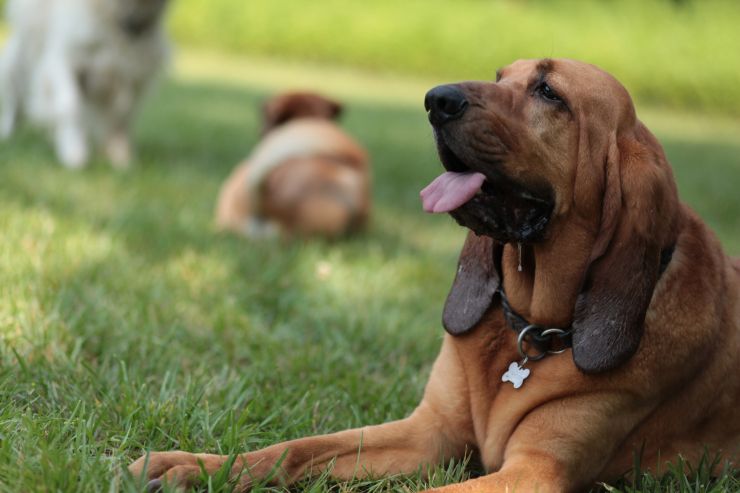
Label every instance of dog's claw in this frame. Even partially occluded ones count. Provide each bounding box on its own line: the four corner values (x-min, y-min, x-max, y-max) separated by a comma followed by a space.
146, 479, 163, 492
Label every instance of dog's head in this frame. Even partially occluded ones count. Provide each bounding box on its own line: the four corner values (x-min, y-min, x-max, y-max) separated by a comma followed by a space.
105, 0, 169, 37
425, 59, 680, 373
262, 92, 343, 135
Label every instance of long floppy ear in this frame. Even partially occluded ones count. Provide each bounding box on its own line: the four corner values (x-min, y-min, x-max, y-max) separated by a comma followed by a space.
572, 126, 677, 373
261, 98, 286, 135
443, 232, 501, 335
327, 98, 344, 120
261, 94, 344, 133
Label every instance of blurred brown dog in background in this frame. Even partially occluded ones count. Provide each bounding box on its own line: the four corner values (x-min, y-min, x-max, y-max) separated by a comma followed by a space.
215, 92, 371, 239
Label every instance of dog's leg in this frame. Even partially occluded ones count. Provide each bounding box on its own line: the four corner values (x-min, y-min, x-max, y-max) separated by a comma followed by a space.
423, 456, 568, 493
41, 57, 89, 168
54, 122, 88, 169
129, 339, 472, 491
129, 404, 464, 491
423, 389, 645, 493
0, 36, 23, 139
102, 87, 135, 169
104, 128, 132, 169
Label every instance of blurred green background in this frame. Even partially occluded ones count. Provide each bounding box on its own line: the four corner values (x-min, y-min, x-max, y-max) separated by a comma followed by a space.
2, 0, 739, 114
167, 0, 740, 115
1, 1, 739, 491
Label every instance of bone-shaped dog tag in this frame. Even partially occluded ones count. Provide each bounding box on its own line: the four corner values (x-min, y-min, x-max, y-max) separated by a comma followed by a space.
501, 361, 530, 389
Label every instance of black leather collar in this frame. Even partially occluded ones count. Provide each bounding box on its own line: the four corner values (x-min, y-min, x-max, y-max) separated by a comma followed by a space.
500, 244, 676, 354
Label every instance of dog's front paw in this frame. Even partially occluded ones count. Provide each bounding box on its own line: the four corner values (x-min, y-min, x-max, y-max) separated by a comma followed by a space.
128, 451, 227, 491
54, 126, 89, 169
105, 132, 132, 169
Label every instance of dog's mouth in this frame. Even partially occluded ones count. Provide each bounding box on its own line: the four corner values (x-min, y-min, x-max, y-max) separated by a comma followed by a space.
420, 131, 554, 243
420, 135, 486, 213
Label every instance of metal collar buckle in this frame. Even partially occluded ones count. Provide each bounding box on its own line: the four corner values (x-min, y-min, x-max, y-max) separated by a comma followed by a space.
502, 324, 572, 390
517, 325, 570, 361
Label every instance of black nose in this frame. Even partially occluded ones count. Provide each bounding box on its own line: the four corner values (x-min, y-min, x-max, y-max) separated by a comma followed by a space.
424, 85, 468, 125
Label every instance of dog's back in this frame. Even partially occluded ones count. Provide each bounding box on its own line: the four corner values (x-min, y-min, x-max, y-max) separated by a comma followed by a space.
245, 118, 367, 196
215, 93, 371, 239
6, 0, 49, 41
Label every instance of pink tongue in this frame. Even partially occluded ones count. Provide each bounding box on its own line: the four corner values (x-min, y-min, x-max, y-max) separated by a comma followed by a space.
420, 172, 486, 213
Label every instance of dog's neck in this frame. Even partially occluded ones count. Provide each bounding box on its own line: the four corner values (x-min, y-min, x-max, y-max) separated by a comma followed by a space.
499, 220, 595, 328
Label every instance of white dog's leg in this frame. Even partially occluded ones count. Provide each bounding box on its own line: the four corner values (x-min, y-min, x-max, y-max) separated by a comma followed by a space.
43, 58, 89, 168
0, 36, 23, 139
55, 123, 89, 169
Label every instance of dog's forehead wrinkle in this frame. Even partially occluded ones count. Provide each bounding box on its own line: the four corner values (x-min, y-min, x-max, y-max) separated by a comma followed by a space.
536, 58, 555, 73
528, 68, 549, 91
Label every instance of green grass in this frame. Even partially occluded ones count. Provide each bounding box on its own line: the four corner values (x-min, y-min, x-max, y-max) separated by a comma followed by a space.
0, 50, 739, 492
166, 0, 740, 116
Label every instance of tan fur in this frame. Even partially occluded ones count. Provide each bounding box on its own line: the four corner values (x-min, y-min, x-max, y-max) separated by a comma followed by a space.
215, 93, 370, 239
133, 60, 739, 492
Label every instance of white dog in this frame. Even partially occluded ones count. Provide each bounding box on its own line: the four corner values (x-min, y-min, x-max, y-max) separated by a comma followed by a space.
0, 0, 170, 168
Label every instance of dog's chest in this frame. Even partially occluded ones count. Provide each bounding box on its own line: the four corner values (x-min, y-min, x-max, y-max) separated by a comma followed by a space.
72, 31, 165, 102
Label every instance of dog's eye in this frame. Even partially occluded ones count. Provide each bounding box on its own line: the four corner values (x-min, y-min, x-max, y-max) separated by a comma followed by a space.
537, 83, 562, 103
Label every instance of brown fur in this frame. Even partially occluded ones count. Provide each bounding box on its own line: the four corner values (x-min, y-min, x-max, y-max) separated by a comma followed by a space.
261, 91, 343, 135
215, 92, 370, 239
133, 60, 739, 492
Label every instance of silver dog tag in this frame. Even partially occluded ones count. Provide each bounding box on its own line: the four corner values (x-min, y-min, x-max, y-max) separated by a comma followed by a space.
501, 360, 530, 389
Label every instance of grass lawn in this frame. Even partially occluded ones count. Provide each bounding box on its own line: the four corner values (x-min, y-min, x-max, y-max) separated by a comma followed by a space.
0, 50, 739, 492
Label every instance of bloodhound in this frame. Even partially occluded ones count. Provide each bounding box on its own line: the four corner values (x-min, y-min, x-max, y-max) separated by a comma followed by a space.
215, 92, 370, 239
130, 59, 740, 492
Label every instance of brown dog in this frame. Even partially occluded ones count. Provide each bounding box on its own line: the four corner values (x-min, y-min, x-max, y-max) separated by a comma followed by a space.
131, 60, 740, 492
215, 92, 370, 239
